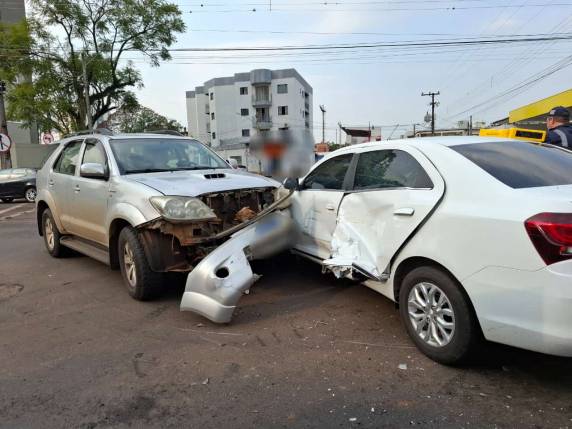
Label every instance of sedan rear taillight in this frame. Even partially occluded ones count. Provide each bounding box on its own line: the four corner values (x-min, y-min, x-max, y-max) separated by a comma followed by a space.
525, 213, 572, 265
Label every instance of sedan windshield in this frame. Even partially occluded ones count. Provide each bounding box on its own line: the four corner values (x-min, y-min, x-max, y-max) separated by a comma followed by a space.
110, 138, 229, 175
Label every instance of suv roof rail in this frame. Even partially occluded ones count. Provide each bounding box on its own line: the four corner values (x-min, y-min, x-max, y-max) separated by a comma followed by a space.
145, 129, 184, 136
65, 128, 114, 138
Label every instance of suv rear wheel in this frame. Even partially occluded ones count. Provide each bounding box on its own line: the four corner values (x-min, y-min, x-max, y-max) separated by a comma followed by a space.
42, 209, 65, 257
118, 226, 164, 301
399, 266, 481, 365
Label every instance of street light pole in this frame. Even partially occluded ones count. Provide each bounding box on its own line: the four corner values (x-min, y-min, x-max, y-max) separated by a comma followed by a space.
319, 105, 326, 144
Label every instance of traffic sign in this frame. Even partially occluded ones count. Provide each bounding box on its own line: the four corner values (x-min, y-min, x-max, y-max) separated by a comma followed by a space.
41, 132, 54, 145
0, 133, 11, 152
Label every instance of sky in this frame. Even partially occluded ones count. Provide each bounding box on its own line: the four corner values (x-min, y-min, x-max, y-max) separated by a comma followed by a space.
129, 0, 572, 142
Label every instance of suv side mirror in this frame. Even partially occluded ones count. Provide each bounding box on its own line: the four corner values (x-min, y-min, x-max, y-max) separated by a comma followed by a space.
283, 177, 299, 191
80, 163, 108, 180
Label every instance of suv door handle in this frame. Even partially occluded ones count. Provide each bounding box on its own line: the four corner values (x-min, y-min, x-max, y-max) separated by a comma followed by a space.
74, 184, 80, 193
394, 207, 415, 216
325, 203, 336, 211
48, 180, 54, 186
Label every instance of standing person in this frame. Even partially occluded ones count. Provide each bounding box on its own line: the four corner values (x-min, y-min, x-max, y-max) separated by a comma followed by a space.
545, 106, 572, 148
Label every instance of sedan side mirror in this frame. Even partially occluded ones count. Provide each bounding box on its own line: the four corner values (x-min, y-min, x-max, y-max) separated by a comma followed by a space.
80, 163, 108, 180
283, 177, 299, 191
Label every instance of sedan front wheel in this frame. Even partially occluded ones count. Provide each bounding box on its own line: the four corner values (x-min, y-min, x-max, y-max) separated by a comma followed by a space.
399, 266, 481, 365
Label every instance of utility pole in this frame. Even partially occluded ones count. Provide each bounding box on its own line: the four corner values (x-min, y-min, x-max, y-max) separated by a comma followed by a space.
319, 104, 326, 144
82, 53, 93, 129
421, 91, 440, 136
469, 115, 473, 135
0, 80, 10, 169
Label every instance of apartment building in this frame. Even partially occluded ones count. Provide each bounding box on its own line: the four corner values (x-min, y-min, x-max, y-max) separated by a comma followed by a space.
186, 68, 313, 172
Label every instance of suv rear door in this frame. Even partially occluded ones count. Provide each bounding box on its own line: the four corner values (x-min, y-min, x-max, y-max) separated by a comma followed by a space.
49, 139, 83, 231
325, 145, 445, 279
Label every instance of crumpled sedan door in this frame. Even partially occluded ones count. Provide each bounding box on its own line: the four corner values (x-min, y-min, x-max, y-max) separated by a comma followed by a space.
323, 146, 445, 280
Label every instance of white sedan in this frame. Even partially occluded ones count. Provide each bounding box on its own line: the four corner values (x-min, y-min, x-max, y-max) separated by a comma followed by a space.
182, 136, 572, 365
284, 136, 572, 364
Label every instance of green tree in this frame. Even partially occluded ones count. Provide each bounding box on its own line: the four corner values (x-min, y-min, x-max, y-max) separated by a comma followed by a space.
112, 105, 182, 133
4, 0, 184, 134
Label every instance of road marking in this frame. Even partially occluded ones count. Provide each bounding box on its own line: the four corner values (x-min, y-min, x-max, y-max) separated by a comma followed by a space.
0, 208, 35, 222
0, 204, 26, 215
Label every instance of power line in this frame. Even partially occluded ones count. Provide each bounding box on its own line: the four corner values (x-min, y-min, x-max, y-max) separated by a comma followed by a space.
444, 54, 572, 120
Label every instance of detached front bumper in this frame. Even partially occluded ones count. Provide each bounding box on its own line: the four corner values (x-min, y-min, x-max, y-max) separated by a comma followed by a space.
464, 262, 572, 357
180, 211, 295, 323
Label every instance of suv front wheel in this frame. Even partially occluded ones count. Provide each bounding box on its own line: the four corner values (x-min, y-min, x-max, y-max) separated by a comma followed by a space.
118, 226, 164, 301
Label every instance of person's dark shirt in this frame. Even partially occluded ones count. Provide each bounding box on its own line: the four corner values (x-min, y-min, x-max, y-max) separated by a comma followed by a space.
546, 124, 572, 148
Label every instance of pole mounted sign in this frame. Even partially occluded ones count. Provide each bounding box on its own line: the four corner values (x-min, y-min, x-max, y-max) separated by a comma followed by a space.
41, 132, 54, 145
0, 133, 11, 152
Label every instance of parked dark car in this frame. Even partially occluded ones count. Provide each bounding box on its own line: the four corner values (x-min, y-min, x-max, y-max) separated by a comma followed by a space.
0, 168, 37, 203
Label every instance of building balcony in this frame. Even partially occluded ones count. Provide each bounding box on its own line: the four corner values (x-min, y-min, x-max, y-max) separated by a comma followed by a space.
252, 93, 272, 107
253, 116, 272, 130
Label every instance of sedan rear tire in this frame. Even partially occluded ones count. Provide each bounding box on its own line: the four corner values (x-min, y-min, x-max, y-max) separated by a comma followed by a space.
118, 226, 164, 301
399, 266, 481, 365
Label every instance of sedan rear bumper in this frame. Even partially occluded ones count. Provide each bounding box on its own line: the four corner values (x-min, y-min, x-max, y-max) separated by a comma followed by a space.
464, 263, 572, 357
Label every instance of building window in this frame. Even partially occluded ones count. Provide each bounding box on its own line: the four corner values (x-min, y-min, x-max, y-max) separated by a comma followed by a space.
240, 87, 248, 95
242, 129, 250, 137
212, 132, 216, 139
241, 108, 249, 116
278, 106, 288, 116
210, 92, 214, 100
211, 112, 215, 120
277, 84, 288, 94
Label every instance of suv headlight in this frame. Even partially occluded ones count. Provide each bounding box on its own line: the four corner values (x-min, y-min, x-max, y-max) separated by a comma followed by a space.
150, 196, 217, 222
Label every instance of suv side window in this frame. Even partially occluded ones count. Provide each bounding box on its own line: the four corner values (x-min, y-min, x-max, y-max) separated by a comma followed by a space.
53, 140, 83, 175
353, 149, 433, 190
302, 154, 353, 190
82, 139, 108, 167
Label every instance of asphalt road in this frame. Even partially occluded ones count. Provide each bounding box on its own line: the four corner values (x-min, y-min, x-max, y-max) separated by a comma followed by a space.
1, 201, 572, 428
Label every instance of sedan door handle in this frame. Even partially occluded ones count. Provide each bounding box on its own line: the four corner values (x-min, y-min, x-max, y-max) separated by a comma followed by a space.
74, 184, 81, 193
394, 207, 415, 216
48, 180, 54, 186
325, 203, 336, 211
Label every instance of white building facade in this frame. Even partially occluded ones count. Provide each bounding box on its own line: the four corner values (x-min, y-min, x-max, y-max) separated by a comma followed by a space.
186, 69, 313, 172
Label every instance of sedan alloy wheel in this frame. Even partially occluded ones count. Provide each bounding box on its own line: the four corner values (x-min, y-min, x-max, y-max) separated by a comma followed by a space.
407, 282, 455, 347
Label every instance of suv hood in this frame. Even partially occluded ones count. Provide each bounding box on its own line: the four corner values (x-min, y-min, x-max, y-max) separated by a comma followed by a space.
124, 169, 280, 196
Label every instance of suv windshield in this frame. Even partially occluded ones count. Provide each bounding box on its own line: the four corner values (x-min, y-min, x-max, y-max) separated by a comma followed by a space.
110, 138, 229, 175
451, 140, 572, 189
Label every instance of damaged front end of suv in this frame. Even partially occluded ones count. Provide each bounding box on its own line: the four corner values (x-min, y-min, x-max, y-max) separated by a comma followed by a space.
135, 186, 295, 323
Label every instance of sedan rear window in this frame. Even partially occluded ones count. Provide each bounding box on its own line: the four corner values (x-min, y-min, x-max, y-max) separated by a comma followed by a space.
452, 141, 572, 189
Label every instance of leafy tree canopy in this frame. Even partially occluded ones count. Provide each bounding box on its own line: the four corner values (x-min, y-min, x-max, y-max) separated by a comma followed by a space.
110, 105, 182, 133
2, 0, 185, 134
